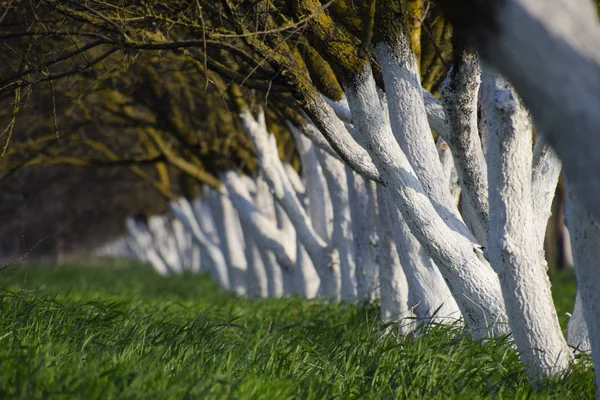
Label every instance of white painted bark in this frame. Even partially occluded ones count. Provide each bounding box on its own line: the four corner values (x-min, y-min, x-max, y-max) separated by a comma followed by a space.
349, 171, 380, 302
531, 137, 562, 259
199, 247, 212, 276
255, 174, 285, 298
190, 238, 201, 272
323, 95, 352, 124
192, 197, 222, 253
375, 86, 458, 322
125, 217, 170, 276
441, 50, 489, 244
477, 82, 488, 160
459, 0, 600, 227
381, 187, 461, 324
289, 122, 333, 241
169, 198, 230, 289
147, 216, 183, 274
292, 120, 339, 162
125, 235, 146, 262
567, 291, 591, 352
373, 39, 460, 227
436, 137, 461, 208
343, 60, 506, 337
282, 155, 322, 299
301, 95, 381, 183
486, 71, 571, 380
295, 242, 320, 298
241, 110, 341, 300
422, 91, 449, 139
207, 189, 247, 295
274, 200, 297, 296
374, 40, 470, 320
566, 189, 600, 392
316, 148, 357, 300
240, 221, 269, 298
171, 218, 191, 271
220, 171, 295, 270
283, 164, 306, 200
376, 186, 415, 333
207, 190, 240, 292
561, 223, 574, 268
459, 195, 486, 251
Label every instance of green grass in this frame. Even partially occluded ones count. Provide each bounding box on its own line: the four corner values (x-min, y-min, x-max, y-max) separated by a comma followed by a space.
0, 262, 594, 399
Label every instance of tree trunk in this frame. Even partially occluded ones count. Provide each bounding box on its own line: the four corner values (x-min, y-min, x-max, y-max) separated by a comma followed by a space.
126, 217, 170, 276
317, 148, 357, 300
486, 71, 572, 381
566, 188, 600, 392
377, 186, 416, 334
170, 198, 230, 289
208, 190, 248, 295
567, 291, 591, 352
255, 174, 285, 298
381, 187, 461, 324
240, 110, 341, 300
221, 172, 295, 270
349, 171, 380, 303
440, 0, 600, 228
241, 224, 269, 298
343, 59, 506, 337
440, 48, 489, 244
147, 215, 182, 274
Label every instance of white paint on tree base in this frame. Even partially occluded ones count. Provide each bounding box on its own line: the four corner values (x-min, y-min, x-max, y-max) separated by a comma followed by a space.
344, 56, 506, 337
566, 189, 600, 392
486, 71, 571, 380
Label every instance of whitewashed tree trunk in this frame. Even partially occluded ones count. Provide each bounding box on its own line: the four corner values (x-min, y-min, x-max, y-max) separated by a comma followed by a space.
342, 58, 505, 336
125, 235, 146, 262
349, 171, 380, 302
170, 198, 230, 289
288, 122, 333, 242
566, 188, 600, 392
441, 49, 489, 245
255, 174, 285, 298
376, 186, 415, 334
274, 201, 297, 296
531, 137, 563, 274
281, 162, 320, 299
221, 172, 295, 270
283, 164, 306, 202
381, 187, 460, 324
171, 218, 192, 271
301, 95, 382, 183
447, 0, 600, 228
96, 236, 135, 259
190, 238, 202, 273
436, 137, 461, 208
148, 216, 183, 274
207, 189, 248, 295
192, 197, 221, 250
477, 82, 488, 161
126, 217, 170, 276
241, 223, 269, 298
373, 38, 466, 236
567, 291, 591, 352
316, 148, 357, 300
561, 224, 575, 268
240, 110, 341, 300
486, 71, 571, 380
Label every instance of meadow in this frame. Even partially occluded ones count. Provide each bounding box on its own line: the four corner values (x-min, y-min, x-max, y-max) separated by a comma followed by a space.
0, 262, 594, 399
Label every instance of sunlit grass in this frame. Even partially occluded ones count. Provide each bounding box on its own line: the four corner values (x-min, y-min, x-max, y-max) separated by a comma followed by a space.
0, 262, 594, 399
